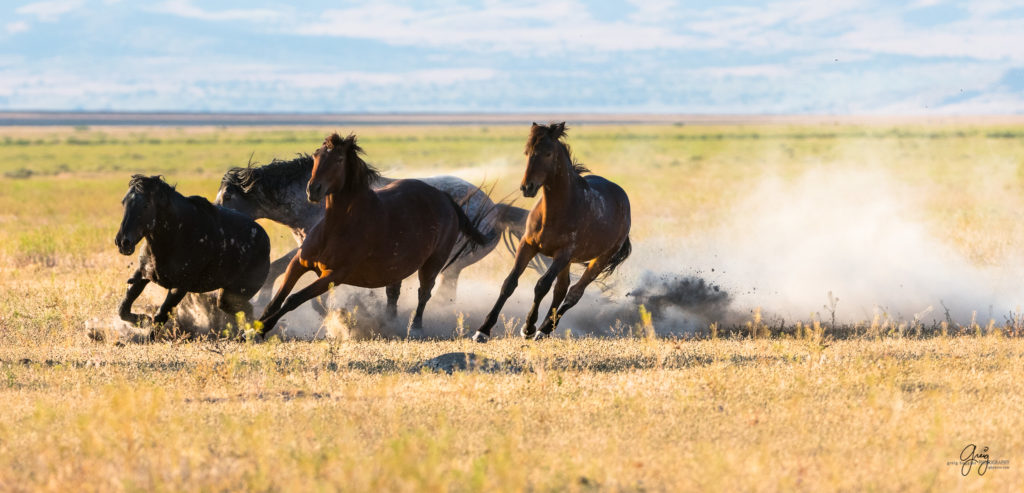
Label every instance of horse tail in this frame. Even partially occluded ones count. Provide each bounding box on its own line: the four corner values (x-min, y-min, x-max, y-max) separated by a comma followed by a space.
598, 236, 631, 280
492, 202, 550, 274
492, 203, 529, 257
442, 195, 495, 272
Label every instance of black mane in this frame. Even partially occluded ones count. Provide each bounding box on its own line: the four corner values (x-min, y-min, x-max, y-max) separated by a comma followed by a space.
220, 154, 313, 204
128, 174, 177, 197
222, 154, 314, 194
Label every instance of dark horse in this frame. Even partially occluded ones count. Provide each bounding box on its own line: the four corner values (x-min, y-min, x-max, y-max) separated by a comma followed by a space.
472, 123, 631, 343
115, 175, 270, 335
216, 155, 539, 307
257, 133, 491, 337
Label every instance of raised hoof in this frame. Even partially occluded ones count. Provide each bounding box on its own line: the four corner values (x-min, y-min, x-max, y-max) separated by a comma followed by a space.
408, 328, 425, 340
471, 331, 490, 343
532, 330, 551, 341
520, 325, 537, 339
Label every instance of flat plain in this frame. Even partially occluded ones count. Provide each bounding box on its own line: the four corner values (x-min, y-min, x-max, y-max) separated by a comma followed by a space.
1, 122, 1023, 491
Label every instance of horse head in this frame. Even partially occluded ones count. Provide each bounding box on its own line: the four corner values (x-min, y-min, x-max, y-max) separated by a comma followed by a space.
308, 133, 379, 203
521, 122, 584, 197
116, 175, 168, 255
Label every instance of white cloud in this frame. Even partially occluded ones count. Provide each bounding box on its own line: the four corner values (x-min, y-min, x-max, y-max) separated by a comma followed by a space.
300, 1, 700, 52
0, 61, 500, 111
836, 16, 1024, 61
1, 0, 1022, 113
151, 0, 281, 23
701, 64, 793, 78
5, 21, 30, 34
15, 0, 84, 22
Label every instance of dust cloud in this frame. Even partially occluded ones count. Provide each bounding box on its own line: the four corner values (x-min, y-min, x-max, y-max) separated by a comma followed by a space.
91, 165, 1023, 342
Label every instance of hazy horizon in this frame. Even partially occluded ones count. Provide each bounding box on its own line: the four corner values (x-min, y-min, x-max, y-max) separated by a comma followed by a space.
2, 1, 1023, 115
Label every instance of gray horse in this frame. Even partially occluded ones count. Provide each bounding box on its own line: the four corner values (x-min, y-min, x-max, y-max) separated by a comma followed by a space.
216, 154, 540, 311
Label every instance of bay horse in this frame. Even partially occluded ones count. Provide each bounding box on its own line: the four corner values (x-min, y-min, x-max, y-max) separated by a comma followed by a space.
257, 133, 491, 338
472, 122, 631, 343
115, 175, 270, 336
216, 155, 540, 307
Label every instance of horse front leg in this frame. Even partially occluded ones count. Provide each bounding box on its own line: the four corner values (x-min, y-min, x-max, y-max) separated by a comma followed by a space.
472, 240, 539, 343
256, 249, 297, 308
150, 288, 188, 340
522, 251, 571, 339
257, 253, 311, 334
118, 269, 151, 326
259, 269, 346, 337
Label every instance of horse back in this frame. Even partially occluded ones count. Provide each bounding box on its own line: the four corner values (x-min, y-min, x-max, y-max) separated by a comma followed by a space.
148, 196, 270, 294
528, 174, 630, 261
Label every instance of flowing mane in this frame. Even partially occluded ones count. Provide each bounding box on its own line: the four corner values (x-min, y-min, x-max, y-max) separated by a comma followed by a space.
221, 154, 314, 195
320, 132, 381, 193
525, 123, 590, 176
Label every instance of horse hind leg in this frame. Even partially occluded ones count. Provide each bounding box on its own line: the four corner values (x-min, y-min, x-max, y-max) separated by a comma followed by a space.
534, 265, 570, 338
386, 281, 401, 319
536, 256, 607, 339
435, 266, 461, 303
409, 254, 448, 340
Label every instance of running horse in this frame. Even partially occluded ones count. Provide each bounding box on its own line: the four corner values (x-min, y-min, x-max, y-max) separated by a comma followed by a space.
257, 133, 491, 338
115, 175, 270, 336
216, 155, 541, 307
472, 122, 631, 343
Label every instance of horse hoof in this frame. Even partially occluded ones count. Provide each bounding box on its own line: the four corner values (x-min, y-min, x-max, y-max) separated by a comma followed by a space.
532, 330, 550, 341
408, 328, 425, 340
471, 331, 490, 343
520, 325, 537, 339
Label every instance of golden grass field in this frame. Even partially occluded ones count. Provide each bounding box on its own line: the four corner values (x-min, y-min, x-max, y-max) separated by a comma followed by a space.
1, 122, 1023, 490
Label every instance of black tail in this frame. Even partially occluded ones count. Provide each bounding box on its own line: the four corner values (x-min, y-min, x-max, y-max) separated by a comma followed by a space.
492, 202, 550, 274
598, 236, 631, 280
442, 195, 495, 272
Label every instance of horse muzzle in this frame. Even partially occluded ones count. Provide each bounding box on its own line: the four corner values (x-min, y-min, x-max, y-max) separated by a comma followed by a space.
115, 234, 137, 256
521, 183, 540, 198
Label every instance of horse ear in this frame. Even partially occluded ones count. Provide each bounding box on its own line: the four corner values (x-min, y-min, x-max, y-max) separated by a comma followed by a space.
329, 133, 344, 148
552, 122, 566, 136
531, 122, 538, 128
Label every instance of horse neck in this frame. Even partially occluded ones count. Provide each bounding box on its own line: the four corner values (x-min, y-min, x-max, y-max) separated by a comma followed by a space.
146, 193, 191, 253
258, 179, 324, 232
540, 152, 580, 215
324, 186, 380, 222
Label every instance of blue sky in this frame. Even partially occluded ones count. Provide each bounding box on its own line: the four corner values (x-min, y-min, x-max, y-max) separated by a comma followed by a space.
1, 0, 1022, 113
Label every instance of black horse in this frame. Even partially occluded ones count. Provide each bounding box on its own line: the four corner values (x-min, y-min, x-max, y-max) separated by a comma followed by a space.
115, 175, 270, 335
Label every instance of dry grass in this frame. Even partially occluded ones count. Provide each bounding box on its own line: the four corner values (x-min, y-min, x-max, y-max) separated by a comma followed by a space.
1, 338, 1022, 491
1, 123, 1023, 490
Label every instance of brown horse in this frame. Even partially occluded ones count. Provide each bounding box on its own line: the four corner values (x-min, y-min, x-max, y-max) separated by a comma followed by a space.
257, 133, 491, 338
472, 122, 631, 343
